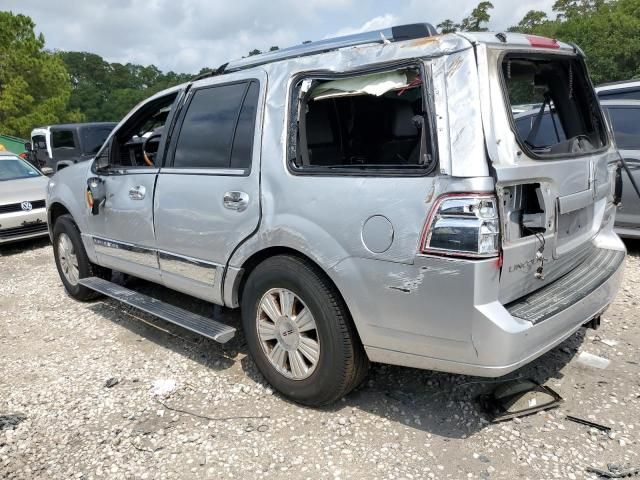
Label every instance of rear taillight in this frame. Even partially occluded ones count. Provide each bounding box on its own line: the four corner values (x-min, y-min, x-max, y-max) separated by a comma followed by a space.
19, 153, 28, 159
420, 193, 500, 258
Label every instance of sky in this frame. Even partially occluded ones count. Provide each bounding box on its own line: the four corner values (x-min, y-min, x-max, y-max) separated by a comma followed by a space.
4, 0, 556, 74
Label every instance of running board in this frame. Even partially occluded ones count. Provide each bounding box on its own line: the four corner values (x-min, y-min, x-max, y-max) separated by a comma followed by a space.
78, 277, 236, 343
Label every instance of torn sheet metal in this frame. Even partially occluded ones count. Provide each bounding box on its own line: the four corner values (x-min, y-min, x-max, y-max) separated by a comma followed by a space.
478, 379, 563, 422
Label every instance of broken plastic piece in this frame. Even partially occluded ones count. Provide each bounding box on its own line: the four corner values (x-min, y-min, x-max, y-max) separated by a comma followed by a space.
0, 413, 26, 430
577, 352, 610, 370
478, 379, 563, 422
150, 379, 178, 397
565, 415, 612, 433
586, 465, 640, 478
104, 377, 120, 388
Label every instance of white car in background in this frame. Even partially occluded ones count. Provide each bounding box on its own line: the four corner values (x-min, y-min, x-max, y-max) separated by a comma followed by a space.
0, 151, 49, 244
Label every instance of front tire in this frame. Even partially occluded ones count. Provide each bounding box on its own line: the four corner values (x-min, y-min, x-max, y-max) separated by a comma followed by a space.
241, 255, 368, 406
52, 214, 110, 301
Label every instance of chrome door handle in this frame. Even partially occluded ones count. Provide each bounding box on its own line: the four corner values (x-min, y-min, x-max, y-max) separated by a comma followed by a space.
223, 191, 249, 211
129, 185, 146, 200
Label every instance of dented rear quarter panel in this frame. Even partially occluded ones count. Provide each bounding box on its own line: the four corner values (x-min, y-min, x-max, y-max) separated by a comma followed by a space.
227, 35, 492, 360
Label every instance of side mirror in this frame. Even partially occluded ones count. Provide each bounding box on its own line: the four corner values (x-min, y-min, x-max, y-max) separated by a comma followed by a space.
87, 177, 106, 215
24, 142, 33, 152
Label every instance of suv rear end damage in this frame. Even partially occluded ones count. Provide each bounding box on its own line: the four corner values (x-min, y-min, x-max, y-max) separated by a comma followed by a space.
363, 33, 625, 376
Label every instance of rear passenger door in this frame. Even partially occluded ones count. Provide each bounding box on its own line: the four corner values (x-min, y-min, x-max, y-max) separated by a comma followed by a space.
154, 73, 265, 304
605, 105, 640, 229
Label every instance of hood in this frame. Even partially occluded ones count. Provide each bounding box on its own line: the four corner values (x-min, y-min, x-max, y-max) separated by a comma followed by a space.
0, 175, 49, 205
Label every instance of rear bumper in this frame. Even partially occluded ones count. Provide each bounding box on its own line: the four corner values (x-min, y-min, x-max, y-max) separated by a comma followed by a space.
337, 229, 626, 377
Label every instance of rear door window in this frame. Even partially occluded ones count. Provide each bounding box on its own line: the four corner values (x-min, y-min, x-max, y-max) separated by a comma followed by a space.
51, 130, 76, 149
32, 135, 47, 149
172, 80, 259, 170
503, 55, 607, 157
607, 107, 640, 150
51, 130, 80, 159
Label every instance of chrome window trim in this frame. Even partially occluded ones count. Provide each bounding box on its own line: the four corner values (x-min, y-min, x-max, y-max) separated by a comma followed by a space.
106, 168, 160, 175
159, 167, 247, 176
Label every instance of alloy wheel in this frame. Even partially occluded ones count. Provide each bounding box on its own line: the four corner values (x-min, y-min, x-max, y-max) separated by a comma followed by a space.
58, 233, 79, 286
256, 288, 320, 380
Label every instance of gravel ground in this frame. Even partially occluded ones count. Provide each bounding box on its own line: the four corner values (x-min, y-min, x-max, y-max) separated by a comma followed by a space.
1, 237, 639, 480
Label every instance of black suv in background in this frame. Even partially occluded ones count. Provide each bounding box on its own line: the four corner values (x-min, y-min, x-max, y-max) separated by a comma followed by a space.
29, 122, 116, 173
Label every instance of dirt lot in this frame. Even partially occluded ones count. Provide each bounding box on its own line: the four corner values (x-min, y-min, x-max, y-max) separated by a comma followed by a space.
1, 238, 639, 480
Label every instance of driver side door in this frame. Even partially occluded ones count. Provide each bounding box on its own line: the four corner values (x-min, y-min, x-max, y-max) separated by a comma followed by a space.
82, 90, 183, 283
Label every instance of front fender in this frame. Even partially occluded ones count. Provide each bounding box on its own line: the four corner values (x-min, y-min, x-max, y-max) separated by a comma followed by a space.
47, 161, 92, 236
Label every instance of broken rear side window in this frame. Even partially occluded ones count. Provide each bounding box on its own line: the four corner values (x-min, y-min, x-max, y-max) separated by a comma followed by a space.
504, 55, 607, 157
290, 67, 436, 174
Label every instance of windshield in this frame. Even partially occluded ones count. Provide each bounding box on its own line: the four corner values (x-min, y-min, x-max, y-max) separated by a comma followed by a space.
0, 158, 42, 181
81, 126, 114, 154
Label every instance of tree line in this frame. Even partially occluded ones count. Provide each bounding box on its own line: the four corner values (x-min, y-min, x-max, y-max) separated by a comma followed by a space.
1, 1, 639, 138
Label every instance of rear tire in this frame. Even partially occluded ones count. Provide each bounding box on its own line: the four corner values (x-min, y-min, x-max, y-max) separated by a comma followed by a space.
241, 255, 368, 406
52, 214, 111, 301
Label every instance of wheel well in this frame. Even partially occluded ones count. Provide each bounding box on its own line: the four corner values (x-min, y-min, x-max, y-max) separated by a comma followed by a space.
237, 247, 336, 305
235, 246, 365, 350
48, 202, 71, 228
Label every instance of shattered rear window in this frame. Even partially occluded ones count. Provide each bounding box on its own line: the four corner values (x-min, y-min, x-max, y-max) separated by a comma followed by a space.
290, 67, 436, 174
503, 55, 607, 157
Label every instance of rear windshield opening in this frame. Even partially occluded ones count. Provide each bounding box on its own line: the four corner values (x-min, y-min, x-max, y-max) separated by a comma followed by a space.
290, 67, 436, 174
504, 55, 607, 157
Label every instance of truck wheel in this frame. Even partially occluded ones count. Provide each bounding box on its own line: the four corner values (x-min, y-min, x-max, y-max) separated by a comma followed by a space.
53, 214, 110, 301
241, 255, 368, 406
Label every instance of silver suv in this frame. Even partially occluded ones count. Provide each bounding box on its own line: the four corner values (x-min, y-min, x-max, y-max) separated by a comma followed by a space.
46, 24, 626, 406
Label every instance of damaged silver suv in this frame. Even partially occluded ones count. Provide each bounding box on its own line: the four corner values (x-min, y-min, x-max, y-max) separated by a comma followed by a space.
47, 24, 626, 406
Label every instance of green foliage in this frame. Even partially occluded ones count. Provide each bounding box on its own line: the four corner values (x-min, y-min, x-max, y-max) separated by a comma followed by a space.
507, 10, 549, 32
460, 1, 494, 32
437, 19, 458, 34
552, 0, 609, 19
437, 2, 494, 33
0, 12, 82, 138
59, 51, 192, 122
510, 0, 640, 84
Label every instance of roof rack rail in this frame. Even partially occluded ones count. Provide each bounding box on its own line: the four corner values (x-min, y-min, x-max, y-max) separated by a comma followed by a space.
190, 62, 229, 82
224, 23, 438, 73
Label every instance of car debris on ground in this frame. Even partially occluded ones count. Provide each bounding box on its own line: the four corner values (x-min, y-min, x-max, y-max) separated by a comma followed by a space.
1, 239, 639, 479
